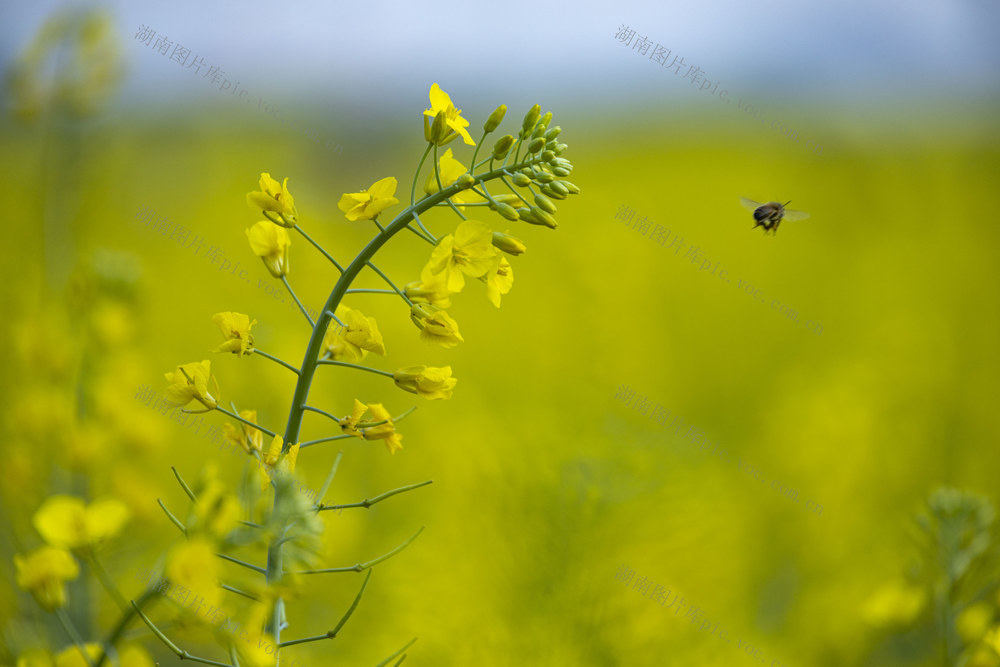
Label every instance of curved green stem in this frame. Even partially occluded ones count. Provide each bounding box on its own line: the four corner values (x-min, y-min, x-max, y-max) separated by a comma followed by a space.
253, 348, 300, 375
281, 275, 315, 328
216, 406, 278, 439
298, 526, 425, 574
318, 359, 394, 378
366, 261, 413, 306
294, 224, 344, 273
56, 607, 96, 667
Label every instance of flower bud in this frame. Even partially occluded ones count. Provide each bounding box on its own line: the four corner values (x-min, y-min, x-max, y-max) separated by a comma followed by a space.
495, 203, 520, 221
541, 150, 556, 162
521, 104, 541, 136
540, 184, 567, 200
530, 206, 557, 228
493, 193, 521, 205
527, 137, 545, 153
534, 193, 557, 214
533, 170, 555, 184
558, 180, 580, 194
553, 167, 571, 177
539, 111, 552, 127
423, 114, 432, 142
511, 172, 531, 187
456, 174, 475, 189
484, 104, 507, 133
493, 134, 514, 159
431, 109, 449, 145
517, 207, 538, 224
547, 181, 570, 196
492, 231, 527, 255
554, 143, 568, 155
531, 123, 548, 139
544, 126, 562, 141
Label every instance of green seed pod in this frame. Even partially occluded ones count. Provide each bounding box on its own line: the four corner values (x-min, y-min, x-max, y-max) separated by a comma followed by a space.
540, 184, 566, 200
492, 231, 526, 255
559, 180, 580, 194
484, 104, 507, 133
544, 126, 562, 141
548, 181, 569, 196
511, 172, 531, 187
552, 167, 571, 177
532, 171, 555, 184
521, 104, 541, 136
530, 206, 558, 229
541, 150, 555, 162
493, 134, 515, 159
456, 174, 475, 189
534, 193, 557, 214
495, 203, 520, 222
527, 137, 545, 154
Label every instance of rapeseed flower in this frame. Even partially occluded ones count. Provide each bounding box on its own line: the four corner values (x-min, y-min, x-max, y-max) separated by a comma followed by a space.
246, 221, 291, 278
14, 546, 79, 611
393, 366, 456, 400
338, 176, 399, 221
424, 83, 475, 146
421, 220, 497, 292
213, 311, 256, 356
33, 495, 129, 551
163, 360, 219, 411
246, 172, 297, 225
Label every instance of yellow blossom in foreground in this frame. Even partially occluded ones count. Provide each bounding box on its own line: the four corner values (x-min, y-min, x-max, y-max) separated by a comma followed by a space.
323, 305, 385, 360
15, 648, 55, 667
282, 443, 300, 473
423, 82, 475, 146
484, 254, 514, 307
246, 172, 297, 225
163, 360, 219, 411
14, 546, 79, 611
404, 276, 452, 309
410, 304, 464, 348
192, 480, 241, 538
33, 495, 130, 550
264, 435, 283, 466
423, 149, 482, 207
55, 645, 101, 667
338, 176, 399, 221
165, 537, 222, 609
362, 403, 403, 454
213, 311, 256, 356
393, 365, 457, 400
118, 645, 156, 667
422, 220, 498, 293
223, 409, 264, 453
246, 220, 291, 278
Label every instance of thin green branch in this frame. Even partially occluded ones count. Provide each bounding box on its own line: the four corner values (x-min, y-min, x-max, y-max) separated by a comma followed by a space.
298, 526, 425, 574
55, 607, 96, 667
366, 261, 413, 306
131, 602, 234, 667
346, 288, 398, 295
318, 480, 432, 513
375, 638, 418, 667
302, 404, 342, 426
221, 583, 260, 601
314, 451, 344, 508
88, 553, 130, 612
317, 359, 395, 378
281, 275, 316, 328
433, 143, 468, 221
216, 406, 278, 439
171, 466, 197, 502
94, 589, 159, 667
278, 570, 372, 648
294, 224, 344, 273
216, 553, 267, 575
157, 499, 187, 535
253, 348, 300, 375
299, 433, 355, 449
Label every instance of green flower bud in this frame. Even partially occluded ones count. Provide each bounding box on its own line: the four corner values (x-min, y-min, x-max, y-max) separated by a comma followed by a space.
552, 167, 571, 177
423, 114, 432, 142
541, 150, 556, 162
540, 184, 567, 200
456, 174, 475, 189
554, 143, 568, 155
521, 104, 541, 136
539, 112, 552, 127
492, 231, 527, 255
558, 180, 580, 194
531, 123, 548, 139
495, 203, 520, 222
493, 134, 515, 159
517, 207, 538, 223
532, 171, 555, 184
527, 137, 545, 153
493, 193, 521, 205
484, 104, 507, 133
544, 126, 562, 141
534, 193, 557, 214
431, 110, 449, 145
511, 172, 531, 187
547, 181, 569, 196
530, 206, 557, 228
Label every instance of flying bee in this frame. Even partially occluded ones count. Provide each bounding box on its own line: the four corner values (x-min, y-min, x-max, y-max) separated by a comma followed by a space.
739, 198, 810, 235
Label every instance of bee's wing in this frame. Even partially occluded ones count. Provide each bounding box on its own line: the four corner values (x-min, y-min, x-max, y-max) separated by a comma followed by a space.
739, 197, 761, 211
782, 209, 810, 222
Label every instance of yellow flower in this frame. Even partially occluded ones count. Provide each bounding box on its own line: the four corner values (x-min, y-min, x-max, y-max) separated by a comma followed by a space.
423, 83, 475, 146
264, 435, 283, 466
118, 645, 155, 667
246, 172, 297, 225
423, 149, 483, 207
861, 580, 926, 627
213, 311, 256, 356
410, 304, 464, 348
33, 495, 130, 550
484, 254, 514, 308
338, 176, 399, 221
958, 602, 994, 643
323, 305, 386, 360
165, 537, 222, 609
421, 220, 498, 292
163, 360, 219, 411
15, 648, 55, 667
192, 480, 240, 539
340, 398, 368, 437
54, 645, 101, 667
404, 276, 452, 309
246, 221, 291, 278
223, 409, 264, 453
362, 403, 403, 454
14, 546, 79, 611
987, 625, 1000, 656
393, 365, 457, 400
